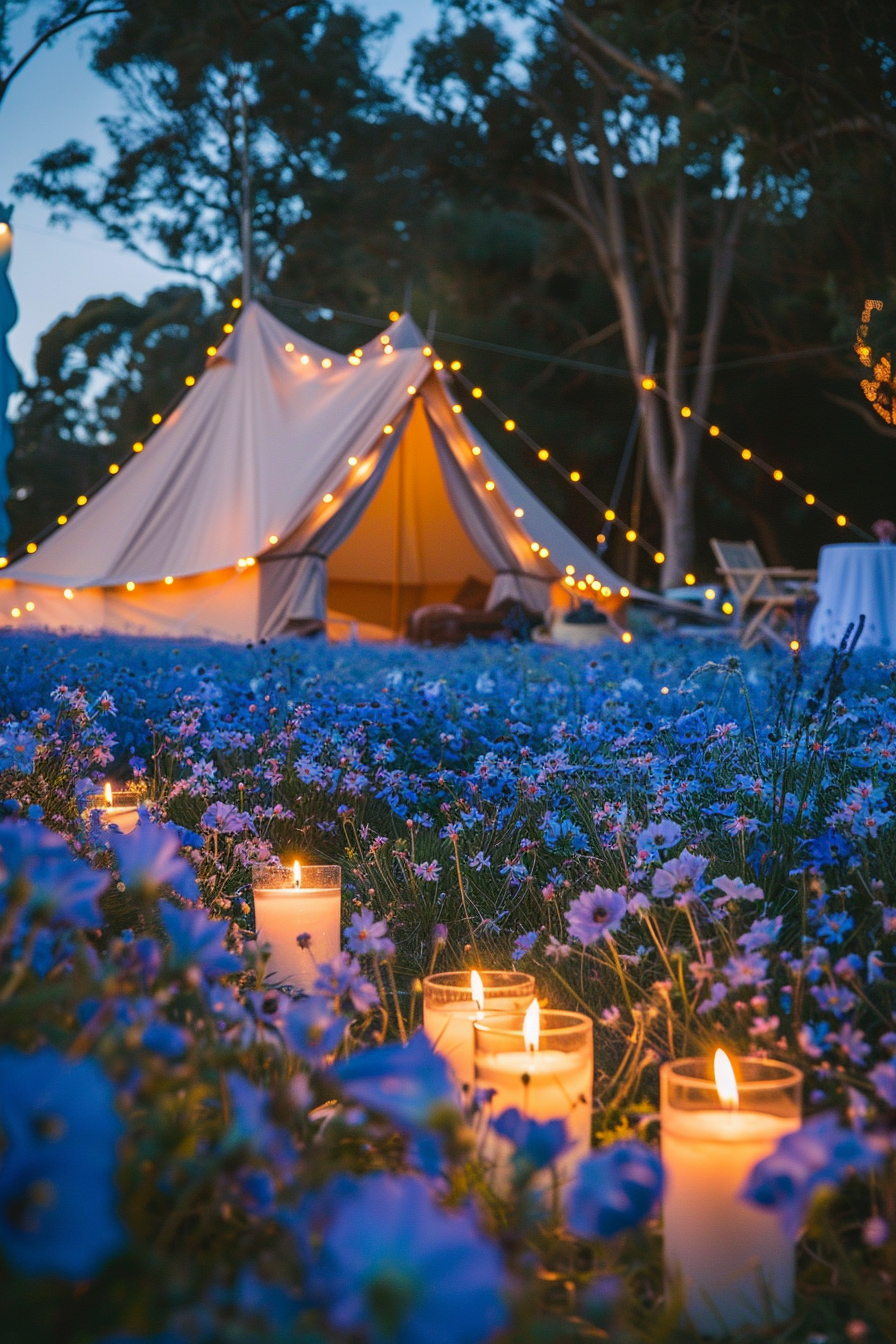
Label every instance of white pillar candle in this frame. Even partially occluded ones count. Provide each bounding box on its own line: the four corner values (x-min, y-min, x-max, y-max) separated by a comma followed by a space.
423, 970, 535, 1099
85, 783, 141, 834
474, 1003, 593, 1191
661, 1052, 803, 1336
251, 860, 341, 993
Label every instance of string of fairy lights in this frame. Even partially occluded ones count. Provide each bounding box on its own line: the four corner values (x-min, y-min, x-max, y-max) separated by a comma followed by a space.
1, 297, 872, 622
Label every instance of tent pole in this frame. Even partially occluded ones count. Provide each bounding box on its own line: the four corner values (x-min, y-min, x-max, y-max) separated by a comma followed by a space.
390, 433, 404, 635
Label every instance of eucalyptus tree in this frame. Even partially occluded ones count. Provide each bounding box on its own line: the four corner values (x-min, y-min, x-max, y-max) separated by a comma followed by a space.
411, 0, 896, 585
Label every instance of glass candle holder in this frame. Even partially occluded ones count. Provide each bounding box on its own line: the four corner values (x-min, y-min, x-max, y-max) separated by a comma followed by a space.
83, 786, 142, 834
661, 1056, 803, 1336
423, 970, 535, 1098
474, 1008, 593, 1190
251, 861, 341, 993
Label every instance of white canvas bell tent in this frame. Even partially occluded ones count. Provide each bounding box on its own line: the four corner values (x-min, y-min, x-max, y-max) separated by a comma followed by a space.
0, 302, 644, 641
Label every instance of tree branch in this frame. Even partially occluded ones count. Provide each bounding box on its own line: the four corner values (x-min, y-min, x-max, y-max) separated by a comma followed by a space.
824, 392, 896, 439
0, 3, 125, 106
559, 7, 683, 101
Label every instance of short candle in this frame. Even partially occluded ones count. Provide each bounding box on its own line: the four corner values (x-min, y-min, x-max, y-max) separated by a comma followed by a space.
423, 969, 535, 1098
661, 1051, 803, 1336
474, 1002, 593, 1190
84, 781, 141, 834
251, 860, 341, 993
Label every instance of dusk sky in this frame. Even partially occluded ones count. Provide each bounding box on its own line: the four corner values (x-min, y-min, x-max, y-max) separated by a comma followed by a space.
1, 0, 438, 379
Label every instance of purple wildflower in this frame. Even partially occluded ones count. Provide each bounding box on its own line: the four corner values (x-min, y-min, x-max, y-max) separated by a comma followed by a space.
565, 886, 627, 946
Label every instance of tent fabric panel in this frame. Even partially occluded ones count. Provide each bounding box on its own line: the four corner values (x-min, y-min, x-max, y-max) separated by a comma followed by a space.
327, 396, 493, 588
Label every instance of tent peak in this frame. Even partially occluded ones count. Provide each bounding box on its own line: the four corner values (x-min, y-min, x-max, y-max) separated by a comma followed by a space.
383, 311, 428, 350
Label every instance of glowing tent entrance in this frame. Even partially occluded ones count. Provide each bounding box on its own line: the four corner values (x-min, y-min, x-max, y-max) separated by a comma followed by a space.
1, 303, 638, 641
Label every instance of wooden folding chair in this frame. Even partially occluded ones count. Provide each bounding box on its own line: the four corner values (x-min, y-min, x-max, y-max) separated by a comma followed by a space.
710, 539, 816, 649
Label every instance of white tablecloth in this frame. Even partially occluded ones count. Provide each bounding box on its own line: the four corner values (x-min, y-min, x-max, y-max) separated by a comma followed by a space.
809, 543, 896, 649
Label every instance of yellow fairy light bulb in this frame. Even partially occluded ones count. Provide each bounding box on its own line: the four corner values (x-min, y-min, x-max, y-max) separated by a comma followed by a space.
450, 360, 462, 371
600, 585, 611, 597
505, 419, 516, 432
383, 344, 393, 354
626, 529, 637, 542
133, 442, 143, 453
185, 375, 195, 386
805, 493, 815, 506
323, 493, 334, 503
0, 558, 6, 568
641, 376, 656, 390
741, 449, 751, 461
237, 558, 247, 569
348, 456, 358, 466
790, 638, 801, 652
471, 445, 481, 456
471, 970, 484, 1011
577, 580, 586, 591
685, 573, 696, 585
836, 514, 847, 527
472, 387, 482, 398
164, 576, 173, 585
722, 601, 734, 614
64, 588, 74, 600
207, 346, 218, 357
714, 1049, 739, 1110
407, 385, 416, 396
245, 557, 256, 567
539, 547, 549, 558
25, 601, 34, 612
654, 551, 665, 564
11, 607, 20, 618
452, 404, 462, 413
389, 310, 400, 321
268, 534, 279, 545
681, 405, 691, 418
485, 480, 495, 491
109, 464, 119, 475
530, 541, 540, 552
621, 631, 633, 644
151, 413, 162, 425
380, 334, 389, 344
126, 581, 135, 592
537, 449, 549, 461
570, 470, 581, 482
285, 342, 294, 352
77, 495, 87, 506
605, 508, 615, 521
433, 359, 444, 371
565, 564, 575, 575
585, 574, 594, 584
564, 575, 575, 586
223, 323, 233, 334
26, 543, 37, 553
57, 515, 67, 526
705, 588, 716, 600
513, 507, 524, 517
383, 424, 394, 434
423, 346, 432, 356
322, 358, 332, 368
596, 533, 606, 544
620, 585, 630, 597
353, 349, 363, 357
348, 355, 360, 365
300, 354, 309, 365
709, 425, 720, 436
523, 998, 539, 1052
231, 297, 242, 308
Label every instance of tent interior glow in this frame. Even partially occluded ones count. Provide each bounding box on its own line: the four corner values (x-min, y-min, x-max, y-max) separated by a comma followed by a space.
0, 304, 646, 641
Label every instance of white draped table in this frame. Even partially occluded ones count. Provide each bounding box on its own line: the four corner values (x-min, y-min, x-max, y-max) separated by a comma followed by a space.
809, 543, 896, 649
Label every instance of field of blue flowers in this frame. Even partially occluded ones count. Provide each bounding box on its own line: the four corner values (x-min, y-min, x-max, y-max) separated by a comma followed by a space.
0, 627, 894, 1343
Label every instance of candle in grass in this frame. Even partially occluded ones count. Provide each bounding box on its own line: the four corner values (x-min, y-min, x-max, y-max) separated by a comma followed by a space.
422, 969, 535, 1098
661, 1050, 803, 1336
474, 1000, 593, 1190
251, 859, 341, 992
84, 781, 141, 834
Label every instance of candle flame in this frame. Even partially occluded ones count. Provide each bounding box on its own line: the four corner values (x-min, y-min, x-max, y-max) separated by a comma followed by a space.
293, 860, 301, 889
714, 1048, 739, 1110
470, 969, 484, 1011
523, 998, 540, 1053
104, 782, 113, 806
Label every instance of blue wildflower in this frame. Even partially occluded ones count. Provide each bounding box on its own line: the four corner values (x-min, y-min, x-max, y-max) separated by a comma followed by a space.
491, 1107, 568, 1175
870, 1061, 896, 1107
107, 822, 199, 903
159, 900, 240, 978
652, 852, 708, 902
330, 1031, 459, 1129
712, 875, 764, 905
0, 819, 110, 928
281, 996, 347, 1067
142, 1021, 191, 1060
0, 722, 37, 773
0, 1048, 124, 1277
201, 801, 251, 834
345, 907, 395, 957
304, 1172, 508, 1344
565, 887, 627, 946
567, 1141, 663, 1239
512, 931, 538, 960
742, 1113, 882, 1238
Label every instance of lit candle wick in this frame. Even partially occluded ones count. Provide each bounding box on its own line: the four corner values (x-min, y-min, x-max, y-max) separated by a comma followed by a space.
714, 1048, 739, 1111
293, 860, 302, 889
523, 997, 540, 1053
470, 969, 484, 1012
104, 782, 113, 806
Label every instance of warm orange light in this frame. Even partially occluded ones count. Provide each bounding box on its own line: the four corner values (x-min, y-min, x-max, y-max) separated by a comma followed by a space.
773, 469, 783, 481
565, 564, 575, 575
207, 346, 218, 357
709, 425, 720, 436
104, 782, 113, 806
523, 998, 540, 1052
564, 575, 575, 586
322, 358, 332, 368
605, 508, 616, 521
126, 581, 135, 591
538, 448, 549, 461
641, 376, 656, 390
530, 541, 540, 552
471, 445, 481, 456
353, 349, 363, 357
223, 323, 233, 334
268, 535, 279, 545
722, 601, 733, 614
626, 529, 636, 542
300, 355, 309, 365
57, 515, 67, 526
348, 355, 361, 366
407, 386, 416, 396
705, 588, 716, 600
63, 588, 74, 600
348, 456, 358, 466
433, 359, 444, 371
472, 387, 482, 398
654, 551, 665, 564
620, 586, 630, 597
133, 442, 143, 453
24, 602, 34, 612
164, 576, 173, 585
77, 495, 87, 505
621, 631, 633, 644
685, 573, 696, 585
570, 470, 581, 482
741, 449, 751, 461
232, 297, 242, 309
577, 580, 586, 591
714, 1049, 739, 1110
323, 493, 334, 503
514, 507, 524, 517
10, 608, 20, 618
450, 360, 462, 371
452, 404, 462, 414
285, 342, 294, 353
389, 310, 400, 322
485, 480, 495, 491
836, 515, 847, 527
151, 414, 162, 425
109, 464, 119, 475
383, 424, 393, 434
471, 969, 484, 1011
805, 493, 815, 506
185, 376, 195, 386
383, 345, 393, 354
245, 557, 256, 567
505, 419, 516, 432
539, 547, 549, 558
681, 406, 691, 418
790, 639, 801, 652
423, 346, 432, 357
26, 543, 37, 553
293, 860, 302, 888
